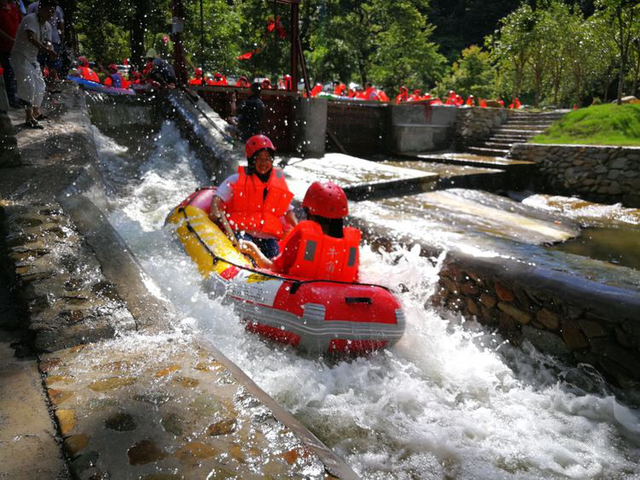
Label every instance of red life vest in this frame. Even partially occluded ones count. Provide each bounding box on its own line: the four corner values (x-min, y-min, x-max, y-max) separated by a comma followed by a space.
79, 66, 100, 83
283, 221, 360, 282
396, 92, 408, 104
188, 78, 203, 86
223, 167, 293, 238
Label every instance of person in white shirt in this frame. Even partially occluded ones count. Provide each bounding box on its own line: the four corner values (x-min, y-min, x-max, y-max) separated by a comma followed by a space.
10, 0, 55, 128
27, 0, 63, 79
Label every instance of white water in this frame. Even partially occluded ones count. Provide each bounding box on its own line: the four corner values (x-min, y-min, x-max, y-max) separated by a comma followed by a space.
96, 122, 640, 480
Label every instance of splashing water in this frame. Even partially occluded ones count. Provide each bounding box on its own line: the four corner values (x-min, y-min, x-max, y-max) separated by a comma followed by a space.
96, 122, 640, 479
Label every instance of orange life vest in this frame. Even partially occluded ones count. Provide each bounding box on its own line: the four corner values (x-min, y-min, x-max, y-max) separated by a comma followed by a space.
79, 66, 100, 83
223, 167, 293, 238
284, 221, 360, 282
396, 92, 408, 104
188, 78, 203, 86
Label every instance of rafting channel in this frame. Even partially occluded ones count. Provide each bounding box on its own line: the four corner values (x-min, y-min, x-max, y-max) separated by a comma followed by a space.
90, 105, 640, 479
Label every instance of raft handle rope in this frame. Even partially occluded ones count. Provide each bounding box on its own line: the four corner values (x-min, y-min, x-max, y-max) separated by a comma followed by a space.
178, 207, 394, 295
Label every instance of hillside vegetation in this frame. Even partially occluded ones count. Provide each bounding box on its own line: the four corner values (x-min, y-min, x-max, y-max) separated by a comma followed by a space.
532, 104, 640, 146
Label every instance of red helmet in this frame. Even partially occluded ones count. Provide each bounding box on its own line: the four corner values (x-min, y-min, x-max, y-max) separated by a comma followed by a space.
214, 72, 222, 78
303, 181, 348, 219
108, 63, 118, 72
245, 135, 276, 159
77, 56, 89, 67
195, 68, 203, 76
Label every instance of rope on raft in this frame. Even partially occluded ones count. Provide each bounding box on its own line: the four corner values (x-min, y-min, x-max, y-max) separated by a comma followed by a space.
178, 207, 394, 295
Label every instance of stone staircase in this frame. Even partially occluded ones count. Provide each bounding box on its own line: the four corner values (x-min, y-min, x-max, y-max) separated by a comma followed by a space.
466, 111, 566, 157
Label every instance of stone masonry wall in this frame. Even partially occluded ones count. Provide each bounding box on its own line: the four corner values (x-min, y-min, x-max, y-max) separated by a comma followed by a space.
433, 255, 640, 388
0, 203, 136, 352
454, 107, 514, 150
510, 143, 640, 207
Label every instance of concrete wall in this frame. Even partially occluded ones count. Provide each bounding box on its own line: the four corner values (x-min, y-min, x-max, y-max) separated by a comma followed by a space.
388, 104, 457, 153
510, 143, 640, 208
454, 107, 513, 150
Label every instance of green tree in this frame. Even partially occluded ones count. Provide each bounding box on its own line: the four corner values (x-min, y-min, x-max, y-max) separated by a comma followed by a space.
439, 45, 495, 99
595, 0, 639, 103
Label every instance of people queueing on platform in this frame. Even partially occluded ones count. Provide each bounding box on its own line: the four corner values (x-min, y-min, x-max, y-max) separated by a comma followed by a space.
235, 75, 249, 88
228, 81, 264, 142
208, 72, 227, 86
27, 0, 62, 84
408, 89, 422, 102
102, 63, 123, 88
240, 181, 360, 283
333, 81, 347, 97
143, 48, 176, 86
1, 0, 23, 108
10, 0, 56, 129
75, 56, 99, 82
188, 67, 203, 86
210, 134, 298, 260
395, 86, 409, 104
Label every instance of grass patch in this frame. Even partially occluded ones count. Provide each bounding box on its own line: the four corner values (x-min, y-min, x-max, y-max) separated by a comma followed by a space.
532, 103, 640, 146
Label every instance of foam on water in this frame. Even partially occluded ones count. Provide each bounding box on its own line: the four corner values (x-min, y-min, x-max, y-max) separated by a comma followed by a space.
95, 122, 640, 479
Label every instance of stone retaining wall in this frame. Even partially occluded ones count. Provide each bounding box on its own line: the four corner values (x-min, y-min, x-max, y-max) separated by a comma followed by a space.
510, 143, 640, 207
0, 203, 137, 352
454, 107, 513, 150
433, 253, 640, 388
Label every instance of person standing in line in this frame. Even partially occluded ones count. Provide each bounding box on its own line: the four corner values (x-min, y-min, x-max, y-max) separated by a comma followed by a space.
27, 0, 62, 83
0, 0, 22, 108
228, 81, 264, 142
10, 0, 55, 128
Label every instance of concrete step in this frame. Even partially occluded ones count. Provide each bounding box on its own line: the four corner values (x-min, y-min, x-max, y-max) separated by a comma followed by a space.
494, 127, 545, 135
479, 141, 518, 149
487, 137, 528, 144
467, 146, 512, 157
499, 124, 549, 131
413, 152, 535, 169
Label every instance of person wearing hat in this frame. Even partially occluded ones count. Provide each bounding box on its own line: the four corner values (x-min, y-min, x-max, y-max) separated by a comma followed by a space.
102, 63, 122, 88
240, 181, 360, 282
75, 55, 99, 82
209, 134, 297, 259
143, 47, 176, 86
207, 71, 227, 86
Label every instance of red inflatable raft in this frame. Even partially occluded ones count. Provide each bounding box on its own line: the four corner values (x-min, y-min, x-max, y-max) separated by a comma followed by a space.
166, 188, 406, 354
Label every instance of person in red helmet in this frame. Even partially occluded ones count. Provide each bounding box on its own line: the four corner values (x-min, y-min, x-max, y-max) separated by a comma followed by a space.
240, 181, 361, 282
208, 72, 227, 86
188, 67, 203, 86
396, 86, 409, 104
76, 56, 99, 82
103, 64, 122, 88
235, 75, 250, 87
209, 134, 297, 259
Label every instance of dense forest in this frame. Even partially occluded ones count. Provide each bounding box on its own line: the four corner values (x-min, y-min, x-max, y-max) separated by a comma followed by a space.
56, 0, 638, 107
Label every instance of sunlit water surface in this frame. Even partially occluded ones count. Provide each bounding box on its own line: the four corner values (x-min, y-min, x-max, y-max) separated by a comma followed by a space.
95, 122, 640, 480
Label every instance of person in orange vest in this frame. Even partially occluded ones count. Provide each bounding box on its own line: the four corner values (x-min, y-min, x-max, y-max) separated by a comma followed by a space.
377, 89, 389, 102
209, 135, 297, 259
408, 89, 422, 102
240, 181, 360, 283
281, 74, 293, 91
128, 70, 142, 86
454, 94, 464, 106
465, 95, 475, 107
261, 78, 272, 90
479, 99, 487, 108
76, 56, 100, 83
333, 81, 347, 96
396, 86, 409, 104
235, 75, 250, 87
209, 72, 227, 86
445, 90, 456, 105
422, 92, 432, 101
430, 97, 443, 105
103, 64, 123, 88
188, 67, 203, 86
363, 82, 379, 101
509, 97, 521, 109
310, 83, 323, 97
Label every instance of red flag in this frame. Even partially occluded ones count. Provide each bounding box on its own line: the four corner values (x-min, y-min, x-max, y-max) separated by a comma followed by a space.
237, 51, 254, 60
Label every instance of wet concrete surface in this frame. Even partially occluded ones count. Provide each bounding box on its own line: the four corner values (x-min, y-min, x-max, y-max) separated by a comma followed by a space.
0, 83, 356, 479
